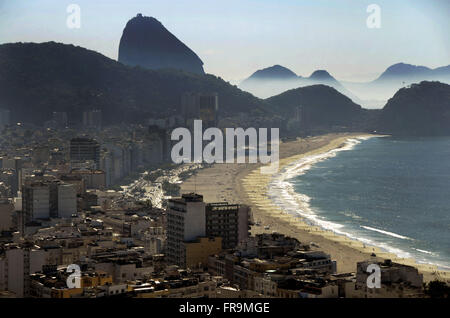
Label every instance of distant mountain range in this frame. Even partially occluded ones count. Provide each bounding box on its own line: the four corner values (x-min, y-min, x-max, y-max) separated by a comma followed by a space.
343, 63, 450, 108
118, 14, 204, 74
1, 42, 449, 136
374, 63, 450, 83
240, 63, 450, 108
239, 65, 361, 103
0, 42, 372, 133
1, 13, 449, 137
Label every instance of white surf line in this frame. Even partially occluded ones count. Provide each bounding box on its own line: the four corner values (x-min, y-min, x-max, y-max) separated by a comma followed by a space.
413, 248, 434, 255
361, 225, 413, 240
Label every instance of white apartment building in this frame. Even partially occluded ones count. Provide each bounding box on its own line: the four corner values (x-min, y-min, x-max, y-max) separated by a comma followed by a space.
0, 244, 47, 297
166, 193, 206, 267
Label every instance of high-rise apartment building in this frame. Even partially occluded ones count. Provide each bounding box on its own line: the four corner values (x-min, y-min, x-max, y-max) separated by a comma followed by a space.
205, 203, 251, 249
52, 111, 68, 128
22, 182, 50, 221
166, 194, 251, 267
70, 137, 100, 169
22, 181, 77, 222
82, 109, 102, 129
198, 93, 219, 127
181, 92, 219, 128
57, 183, 77, 218
0, 198, 14, 231
166, 193, 206, 267
0, 243, 47, 297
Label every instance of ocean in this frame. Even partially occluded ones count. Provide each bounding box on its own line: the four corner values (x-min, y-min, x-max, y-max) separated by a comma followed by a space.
267, 136, 450, 270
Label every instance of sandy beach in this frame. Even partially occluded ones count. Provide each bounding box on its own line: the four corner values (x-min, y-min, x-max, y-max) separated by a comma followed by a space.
181, 133, 450, 283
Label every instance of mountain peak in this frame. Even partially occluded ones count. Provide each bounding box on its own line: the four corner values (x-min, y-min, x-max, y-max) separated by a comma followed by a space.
309, 70, 335, 81
127, 14, 163, 29
376, 63, 432, 81
246, 65, 298, 80
386, 62, 430, 73
118, 14, 204, 74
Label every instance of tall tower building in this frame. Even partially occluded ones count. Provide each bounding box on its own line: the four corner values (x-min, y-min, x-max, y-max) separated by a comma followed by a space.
0, 198, 14, 231
70, 137, 100, 169
57, 183, 77, 218
181, 92, 219, 128
1, 243, 47, 297
198, 93, 219, 128
21, 181, 77, 223
22, 182, 50, 221
82, 109, 102, 129
52, 112, 68, 128
205, 203, 251, 249
166, 193, 206, 267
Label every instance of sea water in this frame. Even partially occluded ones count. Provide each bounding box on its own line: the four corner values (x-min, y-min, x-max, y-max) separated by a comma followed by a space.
268, 136, 450, 270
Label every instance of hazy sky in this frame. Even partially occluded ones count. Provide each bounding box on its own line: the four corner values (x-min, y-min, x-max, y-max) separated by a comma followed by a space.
0, 0, 448, 83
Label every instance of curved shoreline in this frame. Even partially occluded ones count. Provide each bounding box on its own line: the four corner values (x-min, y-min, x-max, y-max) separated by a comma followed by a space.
265, 135, 450, 272
181, 133, 450, 283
